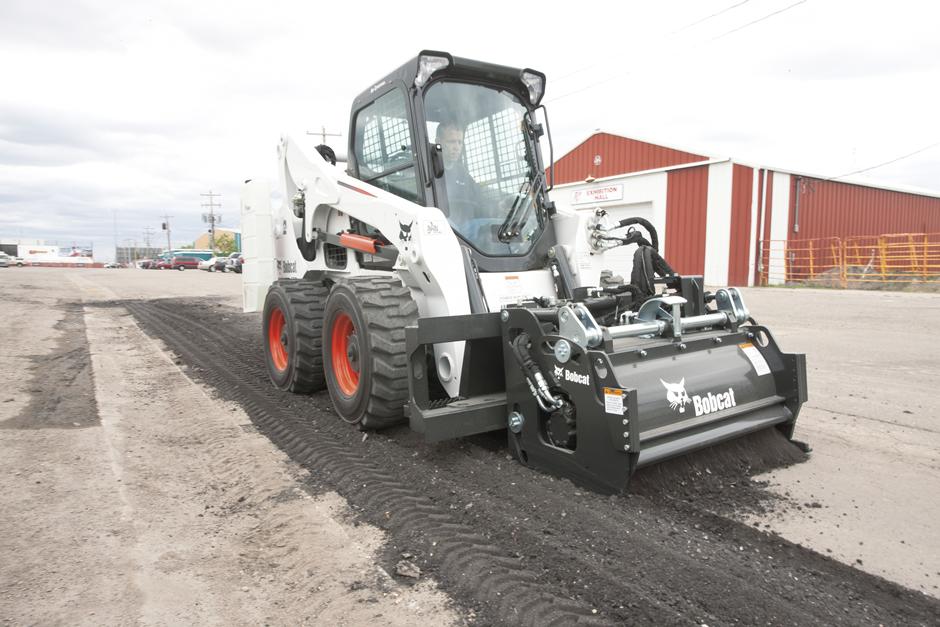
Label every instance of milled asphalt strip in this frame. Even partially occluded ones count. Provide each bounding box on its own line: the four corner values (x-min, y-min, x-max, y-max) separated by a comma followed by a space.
124, 298, 940, 626
122, 300, 615, 627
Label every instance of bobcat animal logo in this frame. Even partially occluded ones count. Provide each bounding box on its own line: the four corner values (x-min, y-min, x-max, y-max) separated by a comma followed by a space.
399, 221, 414, 242
553, 365, 564, 379
661, 378, 691, 414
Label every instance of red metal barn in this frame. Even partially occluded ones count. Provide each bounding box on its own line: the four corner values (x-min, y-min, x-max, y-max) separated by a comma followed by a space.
550, 132, 940, 286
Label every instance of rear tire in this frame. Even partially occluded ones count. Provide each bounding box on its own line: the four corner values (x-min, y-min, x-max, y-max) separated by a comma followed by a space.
263, 280, 329, 393
323, 276, 417, 429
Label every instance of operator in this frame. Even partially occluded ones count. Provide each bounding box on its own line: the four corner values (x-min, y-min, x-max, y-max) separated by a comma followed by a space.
436, 121, 484, 225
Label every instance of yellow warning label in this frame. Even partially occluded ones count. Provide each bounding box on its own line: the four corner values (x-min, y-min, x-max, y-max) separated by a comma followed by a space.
604, 388, 625, 415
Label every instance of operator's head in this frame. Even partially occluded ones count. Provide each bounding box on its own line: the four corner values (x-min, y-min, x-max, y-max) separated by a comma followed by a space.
435, 122, 464, 170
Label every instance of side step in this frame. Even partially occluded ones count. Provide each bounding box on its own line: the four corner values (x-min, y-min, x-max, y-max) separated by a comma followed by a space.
406, 312, 506, 443
409, 393, 507, 442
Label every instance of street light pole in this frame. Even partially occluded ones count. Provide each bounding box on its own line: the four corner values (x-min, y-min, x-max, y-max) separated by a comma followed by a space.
161, 214, 173, 251
201, 191, 222, 250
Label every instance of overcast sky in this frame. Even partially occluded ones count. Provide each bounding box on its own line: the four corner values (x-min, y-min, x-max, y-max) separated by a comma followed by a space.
1, 0, 938, 258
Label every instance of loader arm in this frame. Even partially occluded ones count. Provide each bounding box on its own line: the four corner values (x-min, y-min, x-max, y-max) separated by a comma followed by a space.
278, 136, 472, 396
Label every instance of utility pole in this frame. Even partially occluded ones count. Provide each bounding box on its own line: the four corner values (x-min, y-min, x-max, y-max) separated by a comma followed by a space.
122, 238, 135, 264
306, 125, 342, 145
201, 191, 222, 250
113, 210, 119, 263
143, 226, 155, 249
161, 214, 173, 251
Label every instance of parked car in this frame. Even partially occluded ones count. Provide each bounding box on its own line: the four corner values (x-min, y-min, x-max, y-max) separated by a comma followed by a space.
0, 253, 9, 268
104, 262, 122, 268
171, 256, 200, 271
12, 257, 25, 267
224, 252, 242, 273
138, 259, 154, 269
155, 258, 173, 270
198, 257, 220, 272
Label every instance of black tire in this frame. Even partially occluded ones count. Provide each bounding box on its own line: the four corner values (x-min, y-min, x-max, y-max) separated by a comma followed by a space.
322, 276, 417, 429
262, 280, 329, 393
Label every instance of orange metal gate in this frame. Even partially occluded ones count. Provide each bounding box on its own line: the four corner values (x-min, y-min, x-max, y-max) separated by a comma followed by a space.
758, 232, 940, 287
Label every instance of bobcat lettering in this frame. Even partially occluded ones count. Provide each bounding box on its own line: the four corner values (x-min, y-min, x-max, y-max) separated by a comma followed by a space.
563, 369, 589, 386
663, 379, 737, 417
692, 388, 737, 417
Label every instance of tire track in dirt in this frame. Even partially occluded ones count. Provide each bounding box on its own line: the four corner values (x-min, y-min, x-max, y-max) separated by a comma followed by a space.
124, 300, 611, 627
125, 298, 940, 626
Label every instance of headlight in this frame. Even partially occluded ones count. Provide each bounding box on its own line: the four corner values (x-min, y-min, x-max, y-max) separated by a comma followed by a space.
521, 70, 546, 105
415, 54, 451, 88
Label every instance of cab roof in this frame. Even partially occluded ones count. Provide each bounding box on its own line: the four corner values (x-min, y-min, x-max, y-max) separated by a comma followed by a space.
350, 50, 545, 111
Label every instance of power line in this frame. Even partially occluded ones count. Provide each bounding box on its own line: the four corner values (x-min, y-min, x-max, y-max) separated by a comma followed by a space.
673, 0, 751, 34
553, 1, 754, 87
547, 1, 810, 105
548, 72, 631, 104
829, 141, 940, 181
711, 0, 807, 41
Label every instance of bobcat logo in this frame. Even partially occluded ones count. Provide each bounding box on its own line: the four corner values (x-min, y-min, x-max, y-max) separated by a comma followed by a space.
399, 220, 414, 242
553, 365, 564, 380
661, 378, 691, 414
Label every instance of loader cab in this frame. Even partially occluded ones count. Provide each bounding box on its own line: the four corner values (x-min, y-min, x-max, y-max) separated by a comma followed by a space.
348, 51, 558, 273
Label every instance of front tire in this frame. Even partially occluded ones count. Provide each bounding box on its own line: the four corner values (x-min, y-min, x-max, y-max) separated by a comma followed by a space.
262, 280, 329, 393
322, 276, 417, 429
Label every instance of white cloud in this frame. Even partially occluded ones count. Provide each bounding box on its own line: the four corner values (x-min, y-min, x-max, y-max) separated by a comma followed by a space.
1, 0, 938, 257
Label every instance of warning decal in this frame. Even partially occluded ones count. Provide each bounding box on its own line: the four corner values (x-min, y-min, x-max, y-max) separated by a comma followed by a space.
604, 387, 625, 415
738, 342, 771, 376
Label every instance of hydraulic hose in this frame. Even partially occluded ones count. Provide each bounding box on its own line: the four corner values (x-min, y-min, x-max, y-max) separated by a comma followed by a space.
616, 217, 659, 251
510, 333, 562, 411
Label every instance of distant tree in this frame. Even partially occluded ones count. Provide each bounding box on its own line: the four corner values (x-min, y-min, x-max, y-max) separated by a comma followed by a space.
179, 243, 195, 249
215, 233, 237, 256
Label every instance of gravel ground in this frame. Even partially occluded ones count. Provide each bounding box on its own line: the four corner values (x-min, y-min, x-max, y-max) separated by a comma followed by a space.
0, 268, 460, 626
1, 268, 938, 625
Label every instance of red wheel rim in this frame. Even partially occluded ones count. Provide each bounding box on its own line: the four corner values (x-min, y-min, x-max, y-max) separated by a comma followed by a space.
331, 312, 359, 396
268, 307, 288, 371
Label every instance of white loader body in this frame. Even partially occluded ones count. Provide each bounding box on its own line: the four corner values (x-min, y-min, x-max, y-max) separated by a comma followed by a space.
242, 136, 603, 397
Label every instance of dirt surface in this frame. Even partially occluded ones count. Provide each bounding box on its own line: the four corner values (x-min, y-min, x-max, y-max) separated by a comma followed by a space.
125, 295, 939, 625
0, 269, 461, 626
2, 269, 939, 626
737, 287, 940, 596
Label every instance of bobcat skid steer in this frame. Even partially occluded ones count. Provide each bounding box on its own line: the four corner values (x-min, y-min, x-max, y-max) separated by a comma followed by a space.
241, 51, 807, 493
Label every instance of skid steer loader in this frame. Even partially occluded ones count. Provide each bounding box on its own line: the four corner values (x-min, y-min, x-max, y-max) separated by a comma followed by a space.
241, 51, 807, 493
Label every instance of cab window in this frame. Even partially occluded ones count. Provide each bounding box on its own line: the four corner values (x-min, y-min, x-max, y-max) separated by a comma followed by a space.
353, 89, 420, 203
